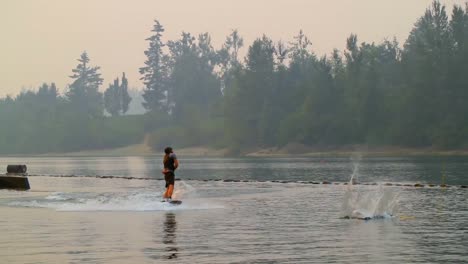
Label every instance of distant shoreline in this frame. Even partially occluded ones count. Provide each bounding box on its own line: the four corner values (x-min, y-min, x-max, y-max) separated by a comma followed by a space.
244, 144, 468, 157
4, 143, 468, 157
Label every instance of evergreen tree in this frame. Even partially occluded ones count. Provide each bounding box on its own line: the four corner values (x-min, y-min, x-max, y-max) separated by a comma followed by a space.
276, 31, 316, 144
167, 32, 221, 120
402, 1, 454, 146
120, 73, 131, 114
218, 30, 244, 94
446, 4, 468, 147
104, 78, 121, 116
104, 73, 132, 116
67, 51, 104, 118
225, 35, 275, 146
274, 40, 288, 66
219, 30, 244, 71
286, 30, 316, 110
140, 20, 169, 113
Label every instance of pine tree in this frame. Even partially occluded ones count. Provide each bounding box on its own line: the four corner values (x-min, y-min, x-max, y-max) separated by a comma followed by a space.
120, 73, 131, 114
218, 30, 244, 94
402, 1, 454, 146
167, 32, 221, 120
225, 35, 275, 146
140, 20, 168, 112
104, 78, 120, 116
67, 51, 104, 118
104, 73, 132, 116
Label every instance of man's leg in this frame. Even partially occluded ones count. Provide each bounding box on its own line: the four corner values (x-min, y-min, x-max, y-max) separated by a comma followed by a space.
163, 173, 171, 198
167, 184, 174, 198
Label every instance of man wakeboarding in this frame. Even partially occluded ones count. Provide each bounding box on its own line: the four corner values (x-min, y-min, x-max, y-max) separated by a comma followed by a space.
162, 147, 179, 202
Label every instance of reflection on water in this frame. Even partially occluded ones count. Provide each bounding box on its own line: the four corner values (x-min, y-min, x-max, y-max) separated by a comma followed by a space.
163, 213, 178, 260
143, 212, 179, 261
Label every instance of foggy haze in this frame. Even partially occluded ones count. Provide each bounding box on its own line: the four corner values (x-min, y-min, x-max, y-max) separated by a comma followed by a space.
1, 0, 460, 97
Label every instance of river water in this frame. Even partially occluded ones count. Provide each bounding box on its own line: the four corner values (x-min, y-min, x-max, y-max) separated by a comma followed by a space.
0, 156, 467, 263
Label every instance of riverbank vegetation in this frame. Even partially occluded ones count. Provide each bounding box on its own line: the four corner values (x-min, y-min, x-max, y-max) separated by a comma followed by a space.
1, 1, 467, 155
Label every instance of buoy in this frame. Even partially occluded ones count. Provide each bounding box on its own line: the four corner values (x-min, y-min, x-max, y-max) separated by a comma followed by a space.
6, 165, 27, 174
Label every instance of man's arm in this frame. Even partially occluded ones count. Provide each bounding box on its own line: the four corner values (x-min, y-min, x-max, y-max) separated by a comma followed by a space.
170, 153, 179, 170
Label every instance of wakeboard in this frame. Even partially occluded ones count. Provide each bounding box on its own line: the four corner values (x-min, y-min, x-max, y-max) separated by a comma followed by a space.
161, 200, 182, 205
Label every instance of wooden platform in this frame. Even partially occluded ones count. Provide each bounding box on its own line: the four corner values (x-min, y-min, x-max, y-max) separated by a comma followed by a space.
0, 174, 30, 190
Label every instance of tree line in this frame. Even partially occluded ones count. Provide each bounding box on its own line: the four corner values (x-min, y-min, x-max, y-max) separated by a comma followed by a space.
142, 1, 468, 152
1, 1, 467, 154
0, 52, 143, 154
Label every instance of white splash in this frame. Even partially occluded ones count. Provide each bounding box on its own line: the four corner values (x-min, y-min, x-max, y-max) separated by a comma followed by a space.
8, 181, 224, 212
349, 153, 361, 185
342, 155, 399, 220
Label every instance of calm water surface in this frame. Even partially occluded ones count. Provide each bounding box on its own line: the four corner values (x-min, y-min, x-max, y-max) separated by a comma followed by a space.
0, 156, 467, 263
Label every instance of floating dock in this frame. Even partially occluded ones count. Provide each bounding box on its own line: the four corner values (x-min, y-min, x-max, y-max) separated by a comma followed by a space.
0, 165, 30, 190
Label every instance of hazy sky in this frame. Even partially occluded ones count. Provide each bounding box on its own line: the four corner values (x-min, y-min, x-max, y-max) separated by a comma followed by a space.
0, 0, 462, 97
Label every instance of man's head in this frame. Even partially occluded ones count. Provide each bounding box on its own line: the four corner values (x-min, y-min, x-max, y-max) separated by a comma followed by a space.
164, 147, 173, 155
